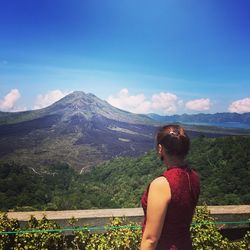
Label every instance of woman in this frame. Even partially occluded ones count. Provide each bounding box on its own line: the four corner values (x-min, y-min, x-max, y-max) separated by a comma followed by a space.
140, 125, 200, 250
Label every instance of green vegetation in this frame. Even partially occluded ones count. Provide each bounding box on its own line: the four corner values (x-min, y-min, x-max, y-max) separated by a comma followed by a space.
0, 163, 76, 211
189, 136, 250, 205
0, 207, 249, 249
0, 136, 249, 211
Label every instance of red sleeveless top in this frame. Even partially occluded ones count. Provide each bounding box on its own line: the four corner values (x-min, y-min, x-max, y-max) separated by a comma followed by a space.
141, 166, 200, 250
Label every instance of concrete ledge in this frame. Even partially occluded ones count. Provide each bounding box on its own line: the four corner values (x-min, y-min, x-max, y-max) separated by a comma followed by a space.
6, 208, 144, 229
6, 208, 143, 221
207, 205, 250, 214
5, 205, 250, 229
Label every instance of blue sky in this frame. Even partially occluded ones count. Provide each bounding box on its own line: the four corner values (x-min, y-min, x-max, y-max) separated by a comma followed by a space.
0, 0, 250, 114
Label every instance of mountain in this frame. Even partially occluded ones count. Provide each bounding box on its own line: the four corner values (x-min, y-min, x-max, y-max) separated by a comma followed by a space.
0, 91, 157, 172
147, 112, 250, 124
0, 91, 248, 172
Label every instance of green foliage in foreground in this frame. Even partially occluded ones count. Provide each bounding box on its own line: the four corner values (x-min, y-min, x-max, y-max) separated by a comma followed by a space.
0, 206, 249, 249
0, 136, 249, 211
191, 206, 250, 250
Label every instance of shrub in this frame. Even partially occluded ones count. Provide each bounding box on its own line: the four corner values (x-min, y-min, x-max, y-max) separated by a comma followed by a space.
0, 213, 19, 250
191, 206, 249, 249
71, 217, 141, 250
13, 216, 65, 250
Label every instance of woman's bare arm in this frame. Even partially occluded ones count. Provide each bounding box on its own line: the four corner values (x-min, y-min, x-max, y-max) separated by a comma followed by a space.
140, 176, 171, 250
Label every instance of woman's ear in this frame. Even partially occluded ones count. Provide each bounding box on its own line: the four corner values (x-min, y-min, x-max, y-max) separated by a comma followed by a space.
158, 144, 165, 162
158, 144, 163, 155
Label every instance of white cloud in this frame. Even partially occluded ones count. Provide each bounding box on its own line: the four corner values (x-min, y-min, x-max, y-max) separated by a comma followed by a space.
107, 88, 151, 113
107, 89, 180, 114
185, 98, 211, 111
228, 98, 250, 113
0, 89, 21, 111
151, 92, 178, 114
34, 90, 70, 109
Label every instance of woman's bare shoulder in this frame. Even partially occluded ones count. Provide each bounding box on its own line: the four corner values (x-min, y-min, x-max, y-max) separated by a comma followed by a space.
148, 176, 171, 202
150, 176, 170, 192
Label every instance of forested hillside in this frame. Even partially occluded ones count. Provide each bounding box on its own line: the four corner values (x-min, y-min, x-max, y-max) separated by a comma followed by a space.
0, 136, 249, 211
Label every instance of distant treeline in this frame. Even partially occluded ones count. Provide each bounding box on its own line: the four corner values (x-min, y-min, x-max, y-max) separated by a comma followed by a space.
148, 112, 250, 124
0, 136, 249, 211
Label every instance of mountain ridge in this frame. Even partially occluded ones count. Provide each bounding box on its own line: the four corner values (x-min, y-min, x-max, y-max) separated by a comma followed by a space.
147, 112, 250, 124
0, 91, 155, 126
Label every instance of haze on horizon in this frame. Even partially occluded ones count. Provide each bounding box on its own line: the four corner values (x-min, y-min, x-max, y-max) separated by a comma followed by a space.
0, 0, 250, 115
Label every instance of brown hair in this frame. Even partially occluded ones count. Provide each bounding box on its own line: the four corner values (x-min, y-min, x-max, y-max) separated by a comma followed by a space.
156, 124, 190, 157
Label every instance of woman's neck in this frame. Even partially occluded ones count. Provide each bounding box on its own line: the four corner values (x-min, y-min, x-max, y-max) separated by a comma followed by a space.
164, 156, 186, 168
